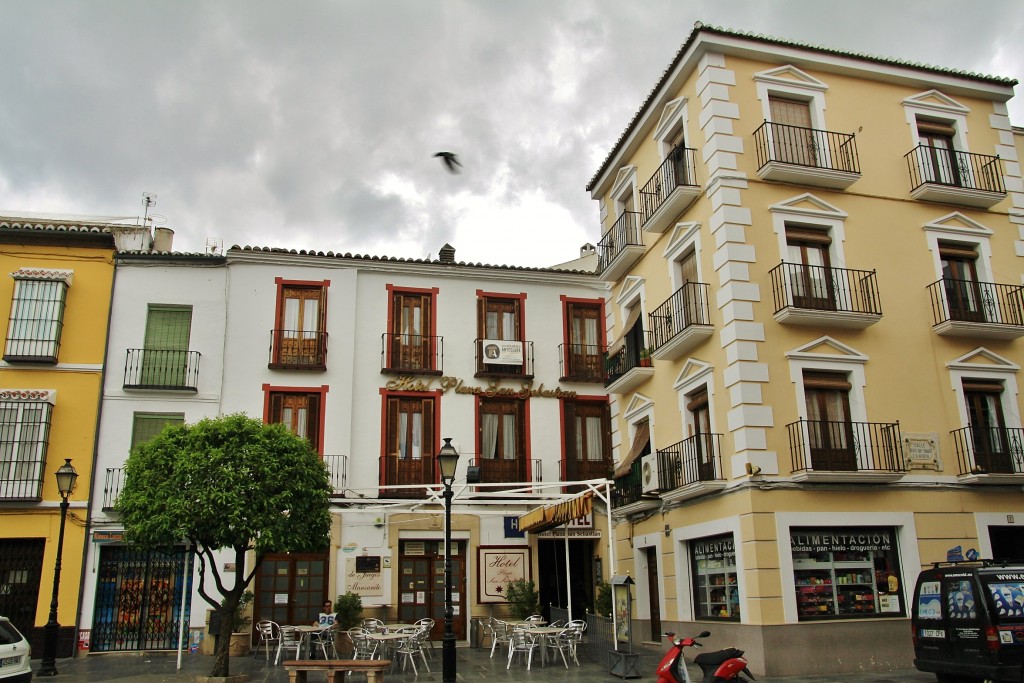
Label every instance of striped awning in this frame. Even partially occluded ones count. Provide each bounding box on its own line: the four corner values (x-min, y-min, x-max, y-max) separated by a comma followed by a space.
518, 491, 594, 534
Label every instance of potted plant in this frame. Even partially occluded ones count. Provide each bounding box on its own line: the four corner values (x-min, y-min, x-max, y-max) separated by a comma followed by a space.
504, 579, 540, 620
593, 580, 612, 618
227, 591, 254, 656
333, 591, 363, 657
639, 348, 652, 367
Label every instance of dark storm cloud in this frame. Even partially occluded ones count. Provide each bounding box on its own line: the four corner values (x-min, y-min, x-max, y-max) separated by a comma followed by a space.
0, 1, 1019, 265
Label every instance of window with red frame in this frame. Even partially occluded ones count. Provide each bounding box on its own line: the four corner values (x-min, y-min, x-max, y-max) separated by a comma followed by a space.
272, 283, 327, 369
387, 290, 436, 373
382, 395, 435, 496
268, 391, 322, 453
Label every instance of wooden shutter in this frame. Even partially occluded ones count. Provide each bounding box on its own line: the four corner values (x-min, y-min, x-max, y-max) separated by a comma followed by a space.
385, 397, 400, 457
770, 97, 812, 127
962, 380, 1003, 394
269, 393, 284, 424
305, 393, 321, 453
563, 400, 578, 467
803, 371, 852, 391
786, 227, 832, 245
144, 306, 192, 350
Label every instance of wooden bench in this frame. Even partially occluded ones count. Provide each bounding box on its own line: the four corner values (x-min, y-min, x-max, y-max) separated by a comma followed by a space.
282, 659, 391, 683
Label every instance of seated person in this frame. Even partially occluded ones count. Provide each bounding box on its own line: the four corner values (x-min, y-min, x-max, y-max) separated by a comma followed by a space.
317, 600, 336, 627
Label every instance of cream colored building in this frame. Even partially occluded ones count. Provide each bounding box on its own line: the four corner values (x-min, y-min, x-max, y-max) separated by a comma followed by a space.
588, 24, 1022, 675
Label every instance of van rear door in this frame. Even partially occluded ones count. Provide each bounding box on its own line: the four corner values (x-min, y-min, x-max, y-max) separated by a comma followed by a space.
941, 574, 989, 668
978, 571, 1024, 670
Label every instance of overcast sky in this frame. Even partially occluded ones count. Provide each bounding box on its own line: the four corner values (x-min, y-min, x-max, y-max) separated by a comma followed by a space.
1, 1, 1021, 267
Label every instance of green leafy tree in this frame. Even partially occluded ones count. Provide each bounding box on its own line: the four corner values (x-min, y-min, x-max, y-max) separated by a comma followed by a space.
117, 413, 331, 677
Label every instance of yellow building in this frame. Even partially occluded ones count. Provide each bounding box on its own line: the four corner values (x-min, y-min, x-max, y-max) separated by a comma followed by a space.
587, 24, 1022, 675
0, 216, 154, 658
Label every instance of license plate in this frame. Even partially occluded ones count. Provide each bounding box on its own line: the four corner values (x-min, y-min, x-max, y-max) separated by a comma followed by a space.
0, 656, 20, 667
920, 628, 945, 639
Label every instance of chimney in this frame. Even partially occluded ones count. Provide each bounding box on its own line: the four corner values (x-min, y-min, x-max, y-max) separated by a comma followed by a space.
153, 227, 174, 252
580, 243, 596, 257
438, 243, 456, 264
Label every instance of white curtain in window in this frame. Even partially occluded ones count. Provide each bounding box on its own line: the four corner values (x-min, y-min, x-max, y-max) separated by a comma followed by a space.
482, 413, 498, 459
585, 416, 603, 461
302, 299, 318, 339
502, 414, 516, 459
283, 299, 299, 339
398, 413, 408, 458
502, 312, 515, 339
410, 412, 422, 460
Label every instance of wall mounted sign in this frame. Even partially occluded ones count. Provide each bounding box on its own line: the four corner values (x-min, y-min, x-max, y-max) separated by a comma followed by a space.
903, 432, 940, 470
385, 375, 577, 399
481, 340, 523, 365
356, 556, 381, 573
477, 546, 530, 604
345, 557, 383, 596
503, 516, 526, 538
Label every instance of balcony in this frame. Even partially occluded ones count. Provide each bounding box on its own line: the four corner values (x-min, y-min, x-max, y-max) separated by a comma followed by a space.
638, 146, 700, 234
324, 454, 348, 497
558, 343, 607, 383
597, 212, 644, 282
381, 333, 443, 375
754, 121, 861, 190
648, 282, 713, 361
380, 454, 435, 498
563, 455, 612, 493
467, 457, 542, 492
927, 279, 1024, 340
103, 467, 125, 510
952, 426, 1024, 483
604, 345, 654, 395
787, 419, 906, 482
905, 145, 1005, 209
655, 434, 726, 503
611, 459, 659, 516
268, 329, 327, 370
123, 349, 201, 391
0, 458, 44, 501
770, 262, 882, 328
475, 339, 533, 379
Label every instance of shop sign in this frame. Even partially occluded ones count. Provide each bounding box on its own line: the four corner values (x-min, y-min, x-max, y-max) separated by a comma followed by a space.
477, 546, 529, 603
345, 557, 383, 596
790, 529, 892, 553
692, 536, 734, 562
92, 530, 124, 543
481, 340, 523, 365
503, 516, 525, 538
537, 528, 601, 538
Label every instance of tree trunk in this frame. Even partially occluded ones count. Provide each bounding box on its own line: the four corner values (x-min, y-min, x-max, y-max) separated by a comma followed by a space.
211, 603, 237, 677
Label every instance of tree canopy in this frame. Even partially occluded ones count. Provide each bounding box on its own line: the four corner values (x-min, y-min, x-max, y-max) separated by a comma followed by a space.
117, 413, 331, 675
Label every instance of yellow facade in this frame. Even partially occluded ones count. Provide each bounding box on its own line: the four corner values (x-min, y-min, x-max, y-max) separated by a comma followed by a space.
589, 26, 1022, 675
0, 222, 120, 656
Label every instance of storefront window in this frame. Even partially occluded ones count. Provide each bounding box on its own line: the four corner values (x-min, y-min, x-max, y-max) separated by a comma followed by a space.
691, 534, 739, 620
791, 527, 904, 620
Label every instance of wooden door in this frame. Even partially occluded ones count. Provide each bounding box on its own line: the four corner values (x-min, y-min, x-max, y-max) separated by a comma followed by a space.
254, 554, 329, 627
397, 541, 466, 641
770, 96, 816, 166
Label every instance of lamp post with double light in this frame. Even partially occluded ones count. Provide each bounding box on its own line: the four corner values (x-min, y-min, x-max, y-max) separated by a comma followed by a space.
39, 458, 79, 677
437, 438, 459, 683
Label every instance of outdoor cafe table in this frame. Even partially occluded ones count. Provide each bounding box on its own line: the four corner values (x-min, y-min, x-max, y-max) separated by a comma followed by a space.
380, 623, 418, 632
366, 631, 406, 662
525, 627, 564, 668
292, 624, 331, 660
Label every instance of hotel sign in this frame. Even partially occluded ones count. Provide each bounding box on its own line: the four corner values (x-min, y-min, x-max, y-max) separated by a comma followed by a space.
478, 546, 530, 604
385, 375, 576, 399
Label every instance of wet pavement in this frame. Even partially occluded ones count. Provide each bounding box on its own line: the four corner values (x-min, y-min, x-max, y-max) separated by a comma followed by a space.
34, 643, 935, 682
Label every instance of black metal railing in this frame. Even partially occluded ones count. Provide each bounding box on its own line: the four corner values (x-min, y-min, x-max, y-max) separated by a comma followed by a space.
656, 434, 723, 490
558, 343, 607, 382
905, 145, 1004, 194
123, 349, 201, 391
381, 333, 443, 374
788, 419, 904, 474
0, 458, 44, 500
563, 455, 612, 491
269, 329, 327, 369
648, 282, 712, 351
103, 467, 126, 510
380, 454, 435, 498
952, 426, 1024, 476
754, 121, 859, 173
467, 457, 542, 487
604, 344, 650, 386
581, 612, 614, 663
323, 454, 348, 496
475, 339, 534, 378
638, 145, 698, 222
612, 459, 643, 507
927, 279, 1024, 327
597, 212, 643, 273
770, 262, 882, 316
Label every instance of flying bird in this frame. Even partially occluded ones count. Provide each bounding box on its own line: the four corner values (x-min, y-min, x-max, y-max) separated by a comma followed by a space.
434, 151, 462, 173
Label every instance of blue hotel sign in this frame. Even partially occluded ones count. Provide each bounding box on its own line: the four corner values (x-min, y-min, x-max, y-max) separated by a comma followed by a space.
504, 516, 525, 538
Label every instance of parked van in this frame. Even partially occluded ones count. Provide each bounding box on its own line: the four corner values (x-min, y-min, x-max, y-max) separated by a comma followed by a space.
912, 560, 1024, 682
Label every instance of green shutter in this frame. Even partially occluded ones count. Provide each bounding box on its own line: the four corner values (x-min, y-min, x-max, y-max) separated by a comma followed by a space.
141, 306, 192, 386
131, 413, 185, 449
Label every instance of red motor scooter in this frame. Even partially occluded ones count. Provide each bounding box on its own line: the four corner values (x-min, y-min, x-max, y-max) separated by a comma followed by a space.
655, 631, 755, 683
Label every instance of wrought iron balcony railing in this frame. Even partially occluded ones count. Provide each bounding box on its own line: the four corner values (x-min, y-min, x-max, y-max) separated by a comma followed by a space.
927, 279, 1024, 328
597, 211, 643, 273
770, 262, 882, 316
905, 145, 1005, 194
755, 121, 860, 173
647, 282, 712, 352
612, 459, 643, 507
788, 419, 904, 474
475, 339, 534, 378
466, 457, 542, 489
380, 453, 436, 498
269, 329, 327, 369
123, 349, 201, 391
604, 344, 650, 387
638, 145, 698, 231
951, 426, 1024, 476
0, 458, 44, 501
563, 454, 612, 492
558, 343, 607, 383
323, 454, 348, 496
656, 434, 723, 490
103, 467, 126, 510
381, 333, 443, 374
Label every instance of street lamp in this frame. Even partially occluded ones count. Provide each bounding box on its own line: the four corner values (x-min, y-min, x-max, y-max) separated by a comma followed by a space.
39, 458, 78, 677
437, 438, 459, 683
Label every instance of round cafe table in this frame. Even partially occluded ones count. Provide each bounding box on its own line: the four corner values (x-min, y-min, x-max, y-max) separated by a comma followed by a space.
366, 631, 406, 663
525, 626, 563, 667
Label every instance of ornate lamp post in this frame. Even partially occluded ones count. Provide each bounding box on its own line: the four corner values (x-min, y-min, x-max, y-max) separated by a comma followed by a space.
437, 438, 459, 683
39, 458, 78, 677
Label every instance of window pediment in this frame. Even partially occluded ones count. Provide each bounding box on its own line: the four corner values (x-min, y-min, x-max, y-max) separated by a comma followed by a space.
753, 65, 828, 92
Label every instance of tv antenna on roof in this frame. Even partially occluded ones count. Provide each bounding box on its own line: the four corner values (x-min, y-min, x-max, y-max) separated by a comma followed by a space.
205, 237, 224, 256
140, 193, 157, 226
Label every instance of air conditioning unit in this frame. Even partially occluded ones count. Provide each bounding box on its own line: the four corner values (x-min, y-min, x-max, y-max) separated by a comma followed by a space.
641, 453, 661, 494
